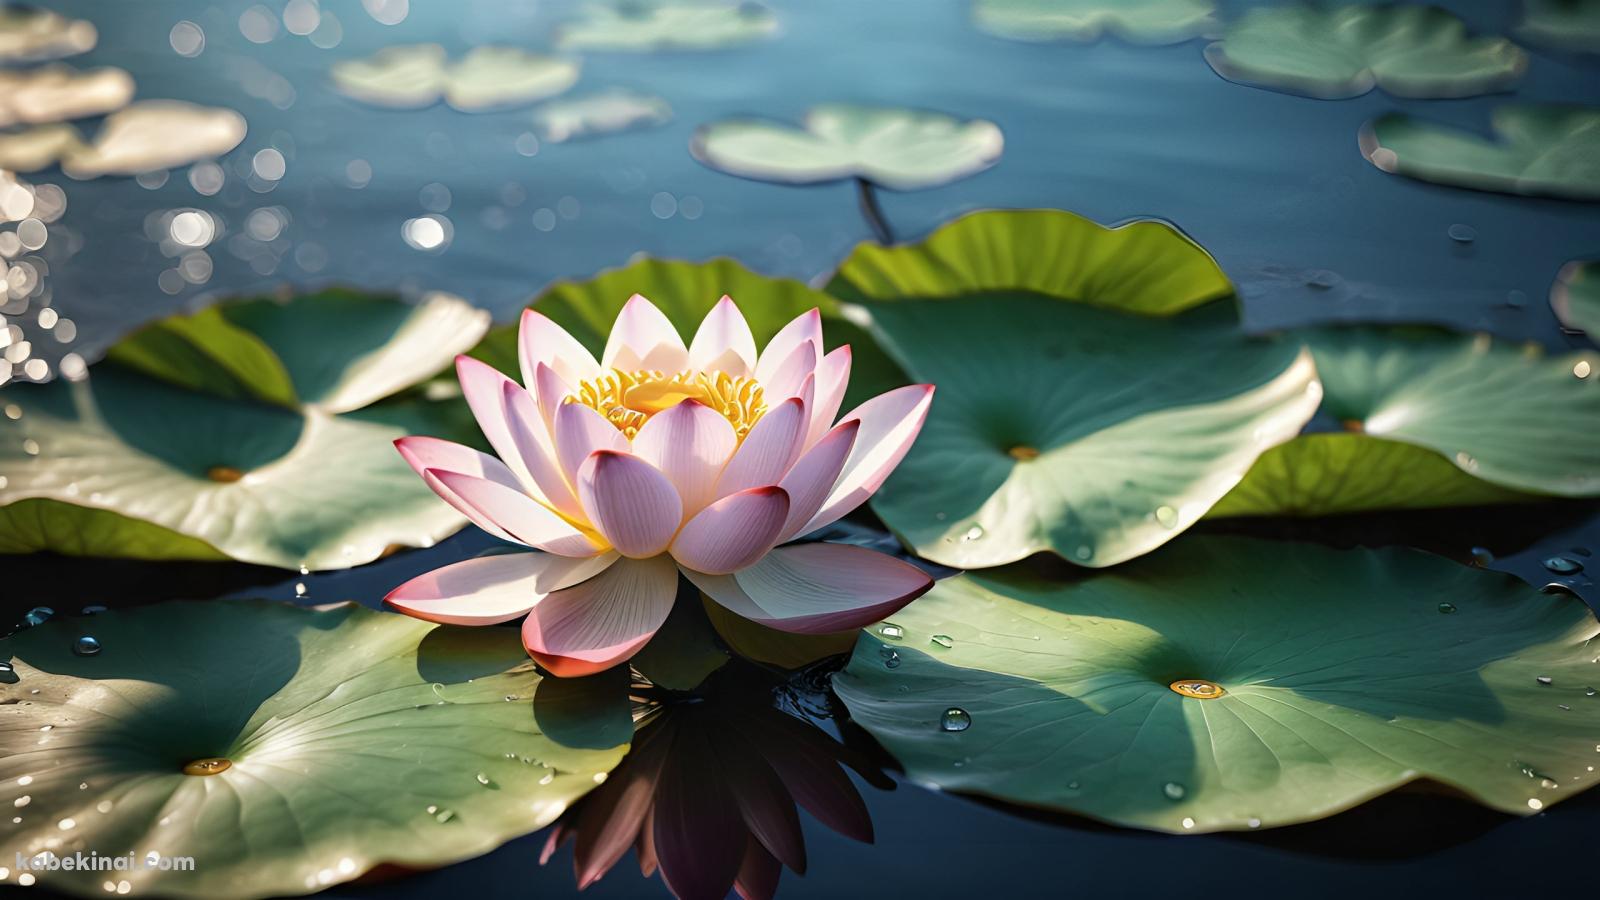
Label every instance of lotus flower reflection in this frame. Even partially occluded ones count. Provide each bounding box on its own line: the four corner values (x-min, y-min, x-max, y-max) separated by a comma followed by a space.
387, 295, 935, 675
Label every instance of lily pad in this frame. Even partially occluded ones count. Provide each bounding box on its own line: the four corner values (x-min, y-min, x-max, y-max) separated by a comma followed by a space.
555, 2, 778, 52
1552, 260, 1600, 341
1216, 326, 1600, 518
690, 104, 1003, 192
0, 6, 96, 62
532, 89, 672, 143
0, 291, 492, 569
973, 0, 1217, 45
331, 44, 580, 112
1360, 105, 1600, 201
827, 209, 1318, 569
833, 536, 1600, 833
0, 123, 82, 173
1518, 0, 1600, 53
0, 600, 629, 898
0, 65, 134, 128
0, 101, 247, 178
1203, 4, 1526, 99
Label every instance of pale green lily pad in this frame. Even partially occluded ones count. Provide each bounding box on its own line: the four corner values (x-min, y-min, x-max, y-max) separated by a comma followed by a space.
531, 89, 672, 143
1553, 260, 1600, 341
1215, 327, 1600, 517
0, 291, 491, 569
1518, 0, 1600, 53
827, 209, 1316, 569
1204, 4, 1526, 99
0, 101, 247, 179
331, 44, 580, 112
555, 2, 778, 52
860, 298, 1316, 569
1361, 105, 1600, 201
834, 537, 1600, 833
0, 65, 134, 128
0, 600, 629, 898
0, 6, 96, 63
691, 105, 1004, 191
973, 0, 1217, 45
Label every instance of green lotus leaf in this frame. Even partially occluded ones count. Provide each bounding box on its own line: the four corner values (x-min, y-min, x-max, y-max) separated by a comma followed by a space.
0, 600, 629, 898
58, 101, 248, 180
468, 256, 896, 409
555, 2, 778, 52
834, 537, 1600, 833
1518, 0, 1600, 53
532, 89, 672, 143
1552, 260, 1600, 342
862, 297, 1317, 568
0, 292, 491, 569
690, 104, 1004, 191
1204, 4, 1526, 99
972, 0, 1217, 45
331, 44, 579, 112
826, 209, 1313, 568
1207, 433, 1535, 518
1360, 104, 1600, 201
826, 208, 1235, 317
0, 65, 134, 128
0, 6, 96, 63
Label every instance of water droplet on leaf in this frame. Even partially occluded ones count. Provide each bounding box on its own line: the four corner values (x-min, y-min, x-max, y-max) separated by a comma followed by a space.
939, 708, 971, 732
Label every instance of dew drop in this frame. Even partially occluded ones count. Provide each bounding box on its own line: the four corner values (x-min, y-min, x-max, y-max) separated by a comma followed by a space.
1163, 782, 1186, 800
431, 806, 455, 823
1544, 557, 1584, 575
13, 796, 29, 808
1586, 687, 1596, 697
1537, 676, 1553, 686
878, 624, 904, 640
1447, 224, 1477, 243
882, 651, 901, 669
79, 605, 106, 616
1074, 545, 1093, 561
503, 694, 520, 702
1469, 547, 1494, 567
1247, 817, 1262, 829
1154, 506, 1179, 529
475, 772, 491, 786
539, 772, 555, 785
1437, 602, 1456, 614
961, 525, 985, 542
73, 636, 100, 657
930, 634, 954, 649
18, 607, 53, 629
1181, 817, 1196, 830
939, 708, 971, 732
1528, 798, 1544, 811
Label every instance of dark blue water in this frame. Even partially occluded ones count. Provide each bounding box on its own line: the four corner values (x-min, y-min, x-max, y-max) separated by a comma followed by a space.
9, 0, 1600, 897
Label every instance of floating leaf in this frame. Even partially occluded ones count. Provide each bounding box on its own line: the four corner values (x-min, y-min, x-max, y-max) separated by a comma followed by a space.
331, 44, 579, 112
1361, 105, 1600, 201
691, 104, 1003, 191
0, 291, 491, 569
827, 208, 1234, 317
1216, 327, 1600, 517
555, 2, 778, 52
1204, 4, 1526, 99
972, 0, 1217, 45
0, 123, 83, 173
827, 210, 1317, 568
0, 65, 133, 128
1517, 0, 1600, 53
532, 89, 672, 143
0, 600, 629, 898
1552, 260, 1600, 342
834, 537, 1600, 833
0, 6, 95, 63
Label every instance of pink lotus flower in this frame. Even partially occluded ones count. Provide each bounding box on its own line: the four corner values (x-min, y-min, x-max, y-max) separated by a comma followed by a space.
386, 294, 934, 676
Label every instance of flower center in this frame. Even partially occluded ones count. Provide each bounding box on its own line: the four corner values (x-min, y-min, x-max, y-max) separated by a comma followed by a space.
566, 368, 768, 440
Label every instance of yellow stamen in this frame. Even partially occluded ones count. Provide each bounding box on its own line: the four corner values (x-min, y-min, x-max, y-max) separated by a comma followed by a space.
567, 369, 768, 440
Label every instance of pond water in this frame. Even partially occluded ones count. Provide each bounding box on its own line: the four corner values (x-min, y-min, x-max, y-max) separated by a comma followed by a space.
6, 0, 1600, 898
